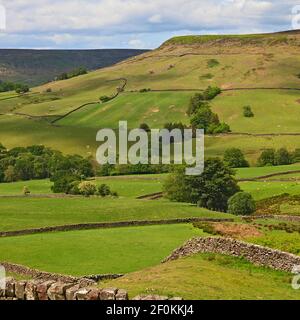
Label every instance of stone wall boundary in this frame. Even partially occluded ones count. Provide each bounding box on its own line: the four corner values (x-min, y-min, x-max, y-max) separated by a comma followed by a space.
162, 237, 300, 272
0, 218, 234, 238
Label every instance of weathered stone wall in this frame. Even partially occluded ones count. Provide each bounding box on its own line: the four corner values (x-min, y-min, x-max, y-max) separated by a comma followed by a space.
162, 237, 300, 272
0, 277, 128, 300
0, 277, 182, 301
0, 262, 124, 285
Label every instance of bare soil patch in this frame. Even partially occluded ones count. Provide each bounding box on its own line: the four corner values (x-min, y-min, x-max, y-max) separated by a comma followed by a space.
212, 222, 262, 239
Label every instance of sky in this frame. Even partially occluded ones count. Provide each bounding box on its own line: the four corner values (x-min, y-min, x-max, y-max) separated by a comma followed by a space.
0, 0, 299, 49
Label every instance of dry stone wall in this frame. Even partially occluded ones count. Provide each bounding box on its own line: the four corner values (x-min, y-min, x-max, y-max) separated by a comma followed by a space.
0, 277, 128, 300
162, 237, 300, 272
0, 277, 182, 301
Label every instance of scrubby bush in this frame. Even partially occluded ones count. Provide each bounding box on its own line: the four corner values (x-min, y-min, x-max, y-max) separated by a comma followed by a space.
139, 88, 151, 93
164, 122, 186, 133
243, 105, 254, 118
99, 95, 112, 103
51, 173, 80, 194
187, 93, 206, 116
98, 184, 111, 197
78, 181, 97, 197
190, 106, 219, 132
207, 59, 220, 68
202, 86, 221, 100
15, 84, 29, 94
224, 148, 249, 168
207, 122, 231, 134
228, 192, 256, 216
275, 148, 291, 165
139, 123, 151, 132
257, 149, 276, 166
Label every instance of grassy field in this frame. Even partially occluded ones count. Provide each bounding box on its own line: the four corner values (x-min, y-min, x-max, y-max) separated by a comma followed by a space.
247, 229, 300, 256
211, 90, 300, 134
0, 197, 232, 232
205, 135, 300, 165
0, 175, 165, 198
0, 224, 205, 275
240, 181, 300, 200
236, 164, 300, 180
57, 92, 191, 129
0, 32, 299, 160
103, 253, 299, 300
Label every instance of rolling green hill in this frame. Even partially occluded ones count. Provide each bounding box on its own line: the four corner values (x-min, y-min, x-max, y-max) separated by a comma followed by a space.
0, 31, 300, 163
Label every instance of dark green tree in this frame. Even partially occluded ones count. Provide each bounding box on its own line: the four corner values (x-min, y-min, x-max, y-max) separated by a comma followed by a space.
275, 148, 291, 165
257, 149, 276, 166
224, 148, 249, 168
228, 192, 256, 216
164, 159, 240, 212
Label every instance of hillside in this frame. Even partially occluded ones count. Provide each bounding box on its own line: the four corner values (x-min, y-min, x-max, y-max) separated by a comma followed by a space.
0, 49, 148, 86
0, 30, 300, 163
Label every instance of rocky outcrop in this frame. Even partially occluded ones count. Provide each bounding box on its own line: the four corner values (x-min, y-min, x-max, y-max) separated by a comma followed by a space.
162, 237, 300, 272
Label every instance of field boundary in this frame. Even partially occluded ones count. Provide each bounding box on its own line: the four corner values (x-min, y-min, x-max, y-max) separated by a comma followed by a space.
162, 236, 300, 272
51, 77, 127, 124
128, 87, 300, 93
238, 170, 300, 182
0, 217, 234, 238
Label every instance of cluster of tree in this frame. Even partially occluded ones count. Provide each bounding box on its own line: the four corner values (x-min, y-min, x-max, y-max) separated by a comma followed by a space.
51, 173, 118, 197
139, 88, 151, 93
0, 80, 29, 94
163, 158, 255, 215
187, 88, 230, 134
97, 163, 171, 176
224, 148, 249, 168
257, 148, 300, 167
163, 122, 187, 133
56, 67, 87, 81
0, 144, 94, 183
243, 105, 254, 118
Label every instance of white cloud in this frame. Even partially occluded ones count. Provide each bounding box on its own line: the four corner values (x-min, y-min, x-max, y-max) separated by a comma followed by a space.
0, 0, 297, 48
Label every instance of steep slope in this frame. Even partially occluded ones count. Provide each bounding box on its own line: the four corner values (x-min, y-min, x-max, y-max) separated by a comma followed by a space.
0, 31, 300, 162
0, 49, 148, 86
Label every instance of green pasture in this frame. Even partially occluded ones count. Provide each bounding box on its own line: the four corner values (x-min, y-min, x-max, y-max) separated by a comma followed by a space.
211, 90, 300, 134
240, 181, 300, 201
104, 253, 300, 300
0, 197, 231, 232
0, 224, 205, 275
57, 92, 191, 129
236, 164, 300, 180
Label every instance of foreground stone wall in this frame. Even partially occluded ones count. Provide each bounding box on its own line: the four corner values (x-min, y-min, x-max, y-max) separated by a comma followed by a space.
0, 277, 128, 300
162, 237, 300, 272
0, 277, 182, 301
